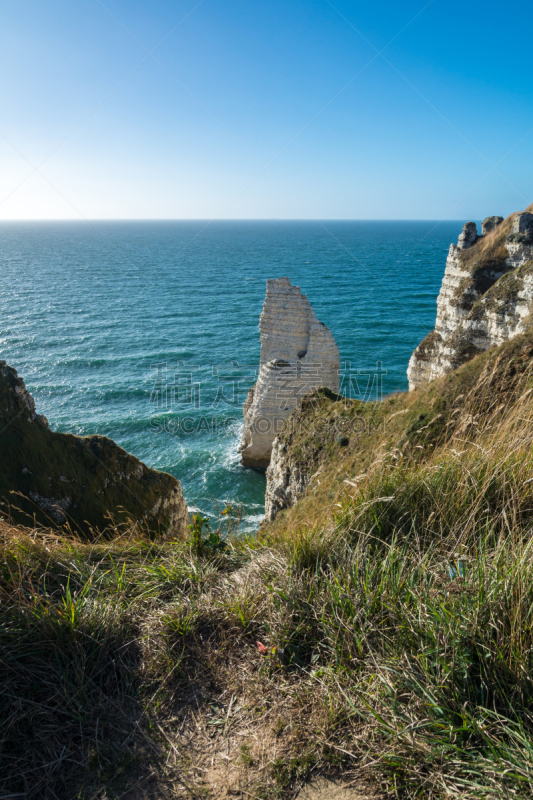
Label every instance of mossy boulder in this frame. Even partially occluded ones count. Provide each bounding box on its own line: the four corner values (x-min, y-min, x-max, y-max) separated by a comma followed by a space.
0, 362, 189, 538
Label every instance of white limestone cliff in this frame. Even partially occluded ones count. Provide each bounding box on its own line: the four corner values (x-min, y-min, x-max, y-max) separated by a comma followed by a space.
408, 209, 533, 390
264, 435, 310, 521
240, 277, 340, 469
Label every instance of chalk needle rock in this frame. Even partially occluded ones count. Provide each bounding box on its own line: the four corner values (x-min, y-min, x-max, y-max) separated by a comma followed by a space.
240, 278, 340, 469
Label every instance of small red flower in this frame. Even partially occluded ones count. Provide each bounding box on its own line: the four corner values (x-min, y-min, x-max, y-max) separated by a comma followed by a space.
256, 641, 268, 654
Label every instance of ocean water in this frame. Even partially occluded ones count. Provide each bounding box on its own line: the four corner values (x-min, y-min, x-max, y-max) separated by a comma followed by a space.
0, 220, 465, 527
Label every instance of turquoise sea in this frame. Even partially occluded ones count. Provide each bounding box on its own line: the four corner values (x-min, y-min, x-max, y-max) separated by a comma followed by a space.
0, 220, 466, 528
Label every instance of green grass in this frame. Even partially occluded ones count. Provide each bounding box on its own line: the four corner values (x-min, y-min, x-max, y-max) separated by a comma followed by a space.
0, 526, 260, 798
4, 460, 533, 798
5, 339, 533, 797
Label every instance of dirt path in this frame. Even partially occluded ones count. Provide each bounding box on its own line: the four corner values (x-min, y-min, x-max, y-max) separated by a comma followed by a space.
297, 776, 380, 800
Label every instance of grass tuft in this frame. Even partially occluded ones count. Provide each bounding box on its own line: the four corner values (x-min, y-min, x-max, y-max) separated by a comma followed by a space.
5, 338, 533, 796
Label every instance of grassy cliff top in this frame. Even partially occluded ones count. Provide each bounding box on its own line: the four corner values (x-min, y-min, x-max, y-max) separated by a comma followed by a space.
458, 201, 533, 272
266, 327, 533, 536
448, 202, 533, 313
4, 334, 533, 798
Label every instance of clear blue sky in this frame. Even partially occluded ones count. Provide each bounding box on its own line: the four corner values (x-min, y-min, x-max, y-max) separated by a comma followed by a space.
1, 0, 532, 220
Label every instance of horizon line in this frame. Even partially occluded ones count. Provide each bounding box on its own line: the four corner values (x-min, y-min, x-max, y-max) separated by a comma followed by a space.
0, 217, 471, 223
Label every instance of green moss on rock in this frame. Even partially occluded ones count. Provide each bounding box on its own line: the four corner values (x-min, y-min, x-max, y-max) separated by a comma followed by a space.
413, 330, 442, 362
0, 362, 189, 538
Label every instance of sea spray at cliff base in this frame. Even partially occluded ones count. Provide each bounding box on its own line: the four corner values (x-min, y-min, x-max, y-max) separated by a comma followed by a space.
0, 220, 466, 525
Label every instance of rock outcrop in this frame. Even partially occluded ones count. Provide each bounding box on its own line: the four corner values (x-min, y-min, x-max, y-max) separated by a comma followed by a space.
0, 361, 189, 537
264, 388, 350, 522
408, 205, 533, 390
240, 278, 340, 469
265, 327, 533, 523
482, 216, 504, 235
457, 221, 479, 250
265, 420, 315, 522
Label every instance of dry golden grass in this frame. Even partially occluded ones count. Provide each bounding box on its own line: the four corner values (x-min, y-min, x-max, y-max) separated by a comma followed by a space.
5, 332, 533, 798
0, 515, 383, 799
459, 201, 533, 272
265, 328, 533, 543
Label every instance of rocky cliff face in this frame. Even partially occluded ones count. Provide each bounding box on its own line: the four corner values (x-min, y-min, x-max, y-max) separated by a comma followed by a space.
0, 361, 189, 537
264, 327, 533, 524
240, 277, 340, 469
264, 387, 355, 522
408, 205, 533, 390
265, 429, 312, 522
